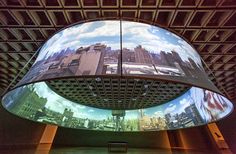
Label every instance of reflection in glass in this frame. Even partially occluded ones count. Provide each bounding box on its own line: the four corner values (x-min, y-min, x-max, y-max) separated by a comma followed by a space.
121, 21, 206, 79
16, 20, 214, 92
3, 82, 233, 132
18, 21, 121, 85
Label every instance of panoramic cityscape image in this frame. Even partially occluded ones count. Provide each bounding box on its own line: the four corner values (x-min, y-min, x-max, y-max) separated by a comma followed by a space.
3, 82, 232, 132
18, 21, 207, 87
1, 1, 235, 154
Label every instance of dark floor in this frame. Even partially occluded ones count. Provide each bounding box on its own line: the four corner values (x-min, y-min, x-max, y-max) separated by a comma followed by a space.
0, 147, 230, 154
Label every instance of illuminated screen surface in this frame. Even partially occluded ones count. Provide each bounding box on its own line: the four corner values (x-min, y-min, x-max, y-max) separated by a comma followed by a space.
2, 82, 233, 132
16, 20, 219, 93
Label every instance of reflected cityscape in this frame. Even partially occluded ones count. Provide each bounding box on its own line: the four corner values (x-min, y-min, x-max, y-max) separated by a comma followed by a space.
19, 42, 207, 86
7, 20, 232, 131
2, 83, 233, 132
17, 20, 208, 88
121, 45, 205, 78
19, 43, 119, 84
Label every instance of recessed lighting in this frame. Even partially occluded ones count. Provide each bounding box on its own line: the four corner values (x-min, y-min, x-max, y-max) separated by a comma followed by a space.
95, 77, 101, 82
134, 79, 140, 82
88, 85, 93, 90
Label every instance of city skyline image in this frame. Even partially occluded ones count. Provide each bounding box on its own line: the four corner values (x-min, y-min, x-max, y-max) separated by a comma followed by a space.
17, 20, 208, 87
2, 82, 233, 132
36, 20, 202, 66
18, 42, 207, 86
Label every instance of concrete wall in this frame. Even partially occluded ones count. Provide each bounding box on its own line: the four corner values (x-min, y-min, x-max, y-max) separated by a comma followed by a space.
0, 105, 46, 149
53, 126, 216, 151
53, 128, 170, 149
178, 126, 216, 151
217, 99, 236, 153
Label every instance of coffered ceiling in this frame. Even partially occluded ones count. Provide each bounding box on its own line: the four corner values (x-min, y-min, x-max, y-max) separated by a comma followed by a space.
0, 0, 235, 100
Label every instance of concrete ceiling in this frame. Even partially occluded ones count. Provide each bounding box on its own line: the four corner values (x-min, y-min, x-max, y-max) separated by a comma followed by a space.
48, 78, 189, 109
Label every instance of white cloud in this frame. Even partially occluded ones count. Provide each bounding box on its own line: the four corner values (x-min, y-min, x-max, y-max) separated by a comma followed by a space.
101, 41, 120, 50
35, 20, 202, 67
121, 21, 202, 65
177, 97, 192, 114
180, 98, 189, 105
36, 21, 120, 62
88, 109, 94, 112
77, 21, 120, 39
75, 105, 86, 109
74, 112, 88, 119
125, 110, 138, 120
154, 110, 164, 117
164, 104, 176, 114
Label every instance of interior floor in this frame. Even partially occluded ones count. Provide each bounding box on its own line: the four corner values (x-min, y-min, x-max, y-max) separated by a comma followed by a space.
0, 147, 228, 154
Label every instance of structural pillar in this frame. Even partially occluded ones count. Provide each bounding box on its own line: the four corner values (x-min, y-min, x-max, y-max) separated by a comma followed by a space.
36, 125, 58, 154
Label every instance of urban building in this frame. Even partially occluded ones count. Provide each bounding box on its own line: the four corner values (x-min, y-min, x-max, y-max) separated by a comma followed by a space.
9, 86, 47, 119
0, 0, 235, 154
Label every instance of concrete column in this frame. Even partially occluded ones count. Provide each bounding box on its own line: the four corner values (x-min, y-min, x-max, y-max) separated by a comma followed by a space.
36, 125, 58, 154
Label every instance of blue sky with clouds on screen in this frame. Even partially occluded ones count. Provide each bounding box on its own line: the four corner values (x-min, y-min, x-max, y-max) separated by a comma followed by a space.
35, 20, 202, 65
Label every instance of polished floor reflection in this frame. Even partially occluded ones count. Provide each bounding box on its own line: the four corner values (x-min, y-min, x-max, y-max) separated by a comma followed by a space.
0, 147, 226, 154
49, 147, 172, 154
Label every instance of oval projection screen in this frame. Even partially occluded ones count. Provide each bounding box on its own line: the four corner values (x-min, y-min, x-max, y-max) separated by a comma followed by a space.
16, 20, 219, 93
1, 20, 234, 132
2, 82, 233, 131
